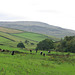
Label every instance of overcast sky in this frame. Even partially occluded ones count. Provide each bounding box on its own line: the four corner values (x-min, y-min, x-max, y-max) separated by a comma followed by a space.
0, 0, 75, 30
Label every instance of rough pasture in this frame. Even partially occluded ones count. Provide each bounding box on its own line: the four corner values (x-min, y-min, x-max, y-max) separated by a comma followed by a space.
0, 31, 37, 49
0, 27, 23, 33
12, 32, 57, 42
0, 50, 75, 75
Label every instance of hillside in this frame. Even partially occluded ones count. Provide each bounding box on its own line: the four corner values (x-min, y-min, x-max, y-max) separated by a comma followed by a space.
0, 21, 75, 38
0, 27, 23, 33
0, 23, 75, 75
0, 27, 59, 50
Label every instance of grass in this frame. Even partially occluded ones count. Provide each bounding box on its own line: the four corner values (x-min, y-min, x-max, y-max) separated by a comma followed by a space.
0, 51, 75, 75
0, 26, 75, 75
0, 27, 60, 50
0, 32, 25, 42
0, 30, 57, 50
12, 32, 58, 42
0, 27, 23, 33
0, 37, 12, 42
0, 31, 37, 49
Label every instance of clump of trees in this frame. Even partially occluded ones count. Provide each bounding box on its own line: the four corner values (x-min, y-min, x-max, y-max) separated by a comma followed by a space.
36, 39, 54, 50
36, 36, 75, 53
17, 36, 75, 53
55, 36, 75, 53
25, 40, 34, 45
25, 40, 29, 44
17, 42, 25, 48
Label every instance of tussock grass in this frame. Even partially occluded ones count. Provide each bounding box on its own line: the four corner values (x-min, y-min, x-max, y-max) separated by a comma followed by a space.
0, 27, 75, 75
0, 51, 75, 75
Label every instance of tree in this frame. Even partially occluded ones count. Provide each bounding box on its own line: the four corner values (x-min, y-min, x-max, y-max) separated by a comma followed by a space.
17, 42, 25, 48
55, 36, 75, 53
64, 36, 75, 41
66, 38, 75, 53
56, 41, 67, 52
25, 40, 29, 44
36, 39, 54, 50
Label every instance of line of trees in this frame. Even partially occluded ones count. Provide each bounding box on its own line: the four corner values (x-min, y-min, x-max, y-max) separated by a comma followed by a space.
55, 36, 75, 53
17, 36, 75, 53
36, 36, 75, 53
17, 40, 35, 49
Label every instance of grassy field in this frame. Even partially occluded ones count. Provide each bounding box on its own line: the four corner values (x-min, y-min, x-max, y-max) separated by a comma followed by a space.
0, 27, 23, 33
0, 32, 25, 42
0, 31, 37, 49
0, 51, 75, 75
0, 27, 59, 50
12, 32, 59, 42
0, 27, 75, 75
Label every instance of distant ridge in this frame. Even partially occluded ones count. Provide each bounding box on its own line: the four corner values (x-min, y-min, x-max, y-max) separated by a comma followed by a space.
0, 21, 75, 38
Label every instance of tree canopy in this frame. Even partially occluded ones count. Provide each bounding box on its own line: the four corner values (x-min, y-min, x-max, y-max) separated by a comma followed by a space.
17, 42, 25, 48
36, 39, 54, 50
56, 36, 75, 53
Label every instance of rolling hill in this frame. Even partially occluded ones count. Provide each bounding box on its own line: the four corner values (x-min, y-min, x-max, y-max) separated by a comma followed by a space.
0, 22, 75, 75
0, 21, 75, 38
0, 27, 59, 50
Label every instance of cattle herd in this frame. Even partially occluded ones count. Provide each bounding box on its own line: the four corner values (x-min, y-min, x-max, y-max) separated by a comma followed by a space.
0, 48, 51, 56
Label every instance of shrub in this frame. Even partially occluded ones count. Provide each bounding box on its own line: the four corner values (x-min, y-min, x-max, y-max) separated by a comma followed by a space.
36, 39, 54, 50
17, 42, 25, 48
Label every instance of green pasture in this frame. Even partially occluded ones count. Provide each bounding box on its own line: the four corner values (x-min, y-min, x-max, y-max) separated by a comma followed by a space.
0, 27, 23, 33
0, 32, 25, 42
0, 37, 12, 42
0, 51, 75, 75
0, 32, 37, 49
0, 28, 59, 50
0, 26, 75, 75
12, 32, 56, 42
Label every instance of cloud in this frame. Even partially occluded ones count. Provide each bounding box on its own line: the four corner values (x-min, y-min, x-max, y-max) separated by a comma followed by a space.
0, 13, 28, 21
38, 10, 61, 14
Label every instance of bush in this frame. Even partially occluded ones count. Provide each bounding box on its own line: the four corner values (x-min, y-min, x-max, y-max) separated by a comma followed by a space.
17, 42, 25, 48
55, 36, 75, 53
36, 39, 54, 50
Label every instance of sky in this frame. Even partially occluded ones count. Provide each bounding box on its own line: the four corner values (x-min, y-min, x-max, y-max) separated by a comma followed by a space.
0, 0, 75, 30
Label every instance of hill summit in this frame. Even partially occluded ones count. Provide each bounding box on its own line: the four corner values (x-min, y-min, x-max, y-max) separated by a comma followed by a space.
0, 21, 75, 38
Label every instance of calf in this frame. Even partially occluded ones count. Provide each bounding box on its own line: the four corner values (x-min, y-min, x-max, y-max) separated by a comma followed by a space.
30, 50, 32, 54
30, 50, 32, 52
11, 51, 15, 55
40, 51, 43, 55
43, 53, 45, 56
1, 49, 5, 52
48, 51, 50, 53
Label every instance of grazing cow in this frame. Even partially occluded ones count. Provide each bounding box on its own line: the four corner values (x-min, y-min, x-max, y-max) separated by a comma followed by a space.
40, 51, 43, 55
48, 51, 50, 53
11, 51, 14, 55
30, 50, 32, 53
1, 49, 5, 52
43, 53, 45, 56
